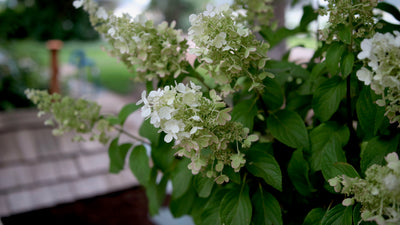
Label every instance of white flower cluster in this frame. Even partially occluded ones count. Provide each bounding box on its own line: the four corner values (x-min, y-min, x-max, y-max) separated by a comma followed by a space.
73, 0, 188, 81
188, 4, 270, 94
329, 152, 400, 225
356, 32, 400, 126
137, 81, 204, 143
137, 82, 258, 182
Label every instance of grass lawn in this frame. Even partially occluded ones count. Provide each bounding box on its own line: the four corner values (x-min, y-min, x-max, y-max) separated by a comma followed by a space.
7, 40, 136, 94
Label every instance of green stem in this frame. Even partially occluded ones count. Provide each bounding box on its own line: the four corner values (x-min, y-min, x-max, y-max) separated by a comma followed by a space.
344, 8, 360, 170
241, 172, 248, 192
112, 125, 150, 144
346, 11, 357, 139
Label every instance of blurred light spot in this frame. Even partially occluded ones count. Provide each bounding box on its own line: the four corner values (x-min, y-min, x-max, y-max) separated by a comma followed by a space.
114, 0, 150, 18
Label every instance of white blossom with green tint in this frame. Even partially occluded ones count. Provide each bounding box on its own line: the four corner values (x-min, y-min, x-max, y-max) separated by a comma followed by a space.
137, 82, 257, 182
329, 152, 400, 225
356, 31, 400, 126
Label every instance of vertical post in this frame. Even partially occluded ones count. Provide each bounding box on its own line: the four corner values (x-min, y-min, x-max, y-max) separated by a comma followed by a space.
46, 40, 63, 94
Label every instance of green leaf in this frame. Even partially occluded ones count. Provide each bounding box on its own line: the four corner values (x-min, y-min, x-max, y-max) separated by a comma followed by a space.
337, 24, 351, 45
106, 116, 120, 126
170, 186, 196, 218
303, 208, 326, 225
246, 149, 282, 191
193, 175, 214, 198
352, 203, 364, 225
312, 76, 346, 122
330, 162, 360, 179
145, 182, 160, 216
145, 168, 168, 216
191, 196, 211, 225
286, 95, 313, 119
262, 77, 284, 110
108, 138, 120, 173
310, 122, 349, 172
151, 135, 175, 172
341, 52, 354, 78
375, 20, 400, 34
139, 119, 159, 146
377, 2, 400, 22
325, 42, 346, 75
171, 158, 193, 199
265, 60, 310, 86
108, 139, 132, 173
232, 99, 258, 130
260, 27, 296, 48
200, 191, 225, 225
223, 166, 241, 184
249, 142, 274, 155
267, 109, 309, 149
220, 185, 252, 225
321, 204, 353, 225
356, 87, 388, 140
118, 103, 140, 125
299, 5, 319, 31
360, 135, 400, 173
252, 188, 282, 225
298, 62, 328, 95
288, 149, 314, 196
321, 138, 347, 181
129, 145, 151, 186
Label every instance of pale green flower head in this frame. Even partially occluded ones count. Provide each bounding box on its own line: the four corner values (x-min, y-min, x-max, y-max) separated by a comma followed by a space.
76, 0, 188, 82
25, 89, 111, 144
329, 152, 400, 225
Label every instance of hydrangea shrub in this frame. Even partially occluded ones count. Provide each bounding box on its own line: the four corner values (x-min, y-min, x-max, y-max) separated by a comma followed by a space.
27, 0, 400, 224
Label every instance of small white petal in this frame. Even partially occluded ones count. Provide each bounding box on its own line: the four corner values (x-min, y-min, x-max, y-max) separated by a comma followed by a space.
164, 134, 173, 143
159, 106, 174, 120
190, 126, 203, 134
141, 105, 151, 118
356, 68, 373, 85
73, 0, 84, 8
176, 83, 187, 93
96, 7, 108, 20
358, 39, 372, 60
190, 115, 201, 121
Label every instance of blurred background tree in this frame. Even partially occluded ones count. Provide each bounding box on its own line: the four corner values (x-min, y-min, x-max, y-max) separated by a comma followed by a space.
0, 0, 104, 41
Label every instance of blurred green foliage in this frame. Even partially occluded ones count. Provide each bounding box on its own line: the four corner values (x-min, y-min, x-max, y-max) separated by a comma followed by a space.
0, 46, 48, 110
0, 0, 99, 41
